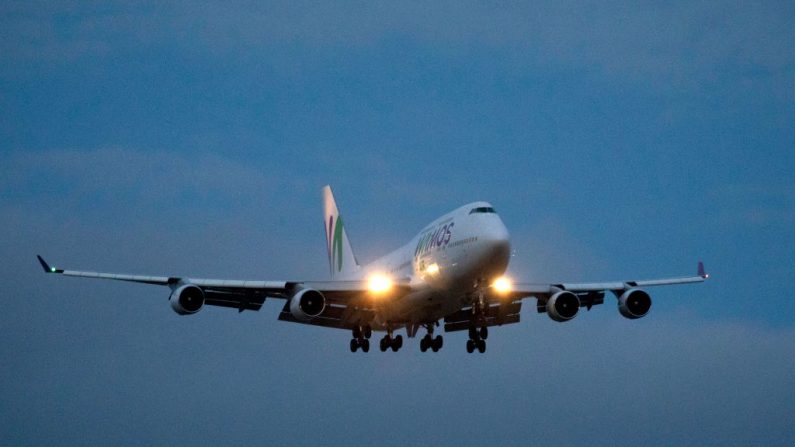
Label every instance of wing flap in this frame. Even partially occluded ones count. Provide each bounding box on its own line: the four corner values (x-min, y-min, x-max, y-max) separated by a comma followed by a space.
444, 301, 522, 323
278, 312, 353, 330
443, 301, 522, 332
62, 270, 173, 285
203, 290, 268, 312
193, 279, 288, 290
444, 314, 520, 333
277, 302, 375, 331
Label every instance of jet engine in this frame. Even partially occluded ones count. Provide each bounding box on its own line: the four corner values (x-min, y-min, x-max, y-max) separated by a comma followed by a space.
289, 288, 326, 321
618, 288, 652, 319
170, 284, 205, 315
546, 290, 580, 322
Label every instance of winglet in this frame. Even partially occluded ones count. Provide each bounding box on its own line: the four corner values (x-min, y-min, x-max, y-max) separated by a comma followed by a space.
698, 261, 708, 279
37, 255, 63, 274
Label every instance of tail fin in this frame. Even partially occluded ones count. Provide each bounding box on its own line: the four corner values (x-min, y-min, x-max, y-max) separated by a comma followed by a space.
322, 185, 360, 278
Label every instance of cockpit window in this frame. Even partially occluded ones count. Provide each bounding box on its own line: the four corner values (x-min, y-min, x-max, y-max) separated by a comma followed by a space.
469, 206, 496, 214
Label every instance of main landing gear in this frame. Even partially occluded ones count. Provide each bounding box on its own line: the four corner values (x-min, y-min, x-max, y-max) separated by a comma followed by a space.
379, 332, 403, 352
350, 324, 372, 353
466, 325, 487, 353
419, 323, 443, 352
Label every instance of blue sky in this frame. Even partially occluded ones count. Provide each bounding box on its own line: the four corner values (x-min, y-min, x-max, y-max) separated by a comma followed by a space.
2, 1, 794, 445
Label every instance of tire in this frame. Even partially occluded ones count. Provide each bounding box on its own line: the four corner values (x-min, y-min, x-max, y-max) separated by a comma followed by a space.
350, 339, 358, 352
466, 339, 475, 353
364, 325, 372, 339
380, 337, 388, 352
468, 326, 478, 340
480, 326, 488, 340
353, 327, 361, 339
361, 339, 370, 353
477, 339, 486, 353
420, 337, 428, 352
394, 335, 403, 350
434, 335, 443, 351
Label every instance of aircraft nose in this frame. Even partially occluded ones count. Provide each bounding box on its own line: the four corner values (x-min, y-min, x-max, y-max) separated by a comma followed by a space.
488, 216, 510, 241
484, 219, 511, 259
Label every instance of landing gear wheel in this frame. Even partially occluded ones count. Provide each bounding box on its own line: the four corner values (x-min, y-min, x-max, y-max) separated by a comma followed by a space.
353, 327, 362, 339
350, 339, 359, 352
466, 339, 475, 353
364, 325, 372, 339
431, 335, 443, 352
380, 336, 389, 352
480, 326, 488, 340
420, 336, 429, 352
361, 338, 370, 352
469, 326, 478, 340
477, 339, 486, 353
392, 335, 403, 352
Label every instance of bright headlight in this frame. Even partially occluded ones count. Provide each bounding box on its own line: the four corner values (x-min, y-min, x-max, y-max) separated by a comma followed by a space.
368, 274, 393, 294
493, 277, 512, 294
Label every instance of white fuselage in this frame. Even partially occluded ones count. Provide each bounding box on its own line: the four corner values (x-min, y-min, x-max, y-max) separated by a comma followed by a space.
343, 202, 511, 325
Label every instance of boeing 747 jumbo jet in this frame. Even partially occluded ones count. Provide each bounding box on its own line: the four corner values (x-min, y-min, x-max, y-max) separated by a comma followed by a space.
37, 186, 708, 353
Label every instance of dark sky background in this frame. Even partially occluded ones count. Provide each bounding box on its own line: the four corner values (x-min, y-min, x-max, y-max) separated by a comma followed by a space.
2, 1, 794, 445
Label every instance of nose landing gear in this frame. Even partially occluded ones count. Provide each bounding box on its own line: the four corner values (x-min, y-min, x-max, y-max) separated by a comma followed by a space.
467, 285, 488, 353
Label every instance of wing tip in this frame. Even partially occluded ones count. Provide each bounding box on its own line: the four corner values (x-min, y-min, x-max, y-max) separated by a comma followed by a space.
36, 255, 62, 274
698, 261, 708, 279
36, 255, 50, 272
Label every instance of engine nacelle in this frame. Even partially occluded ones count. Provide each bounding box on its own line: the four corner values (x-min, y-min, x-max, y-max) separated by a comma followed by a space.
169, 284, 205, 315
618, 288, 652, 319
289, 288, 326, 321
546, 290, 580, 322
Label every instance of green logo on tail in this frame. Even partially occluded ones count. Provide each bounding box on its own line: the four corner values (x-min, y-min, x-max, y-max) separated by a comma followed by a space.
332, 216, 344, 272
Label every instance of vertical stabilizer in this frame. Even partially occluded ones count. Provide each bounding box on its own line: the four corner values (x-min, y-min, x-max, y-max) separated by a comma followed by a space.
322, 186, 360, 279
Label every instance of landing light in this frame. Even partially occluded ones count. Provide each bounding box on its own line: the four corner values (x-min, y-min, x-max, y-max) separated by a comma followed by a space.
368, 274, 393, 294
493, 277, 512, 294
426, 263, 440, 275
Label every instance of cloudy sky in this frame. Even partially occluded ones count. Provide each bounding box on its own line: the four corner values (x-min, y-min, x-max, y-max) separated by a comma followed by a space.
2, 1, 794, 445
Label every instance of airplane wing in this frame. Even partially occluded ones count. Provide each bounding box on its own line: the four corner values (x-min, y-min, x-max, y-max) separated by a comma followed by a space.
36, 255, 409, 329
443, 262, 709, 332
501, 261, 709, 316
506, 261, 708, 299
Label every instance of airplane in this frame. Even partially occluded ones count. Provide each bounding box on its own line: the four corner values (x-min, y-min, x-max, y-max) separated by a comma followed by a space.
37, 185, 708, 353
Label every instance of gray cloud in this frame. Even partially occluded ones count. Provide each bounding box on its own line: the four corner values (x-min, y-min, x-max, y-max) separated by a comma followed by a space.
3, 1, 793, 97
1, 148, 277, 213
